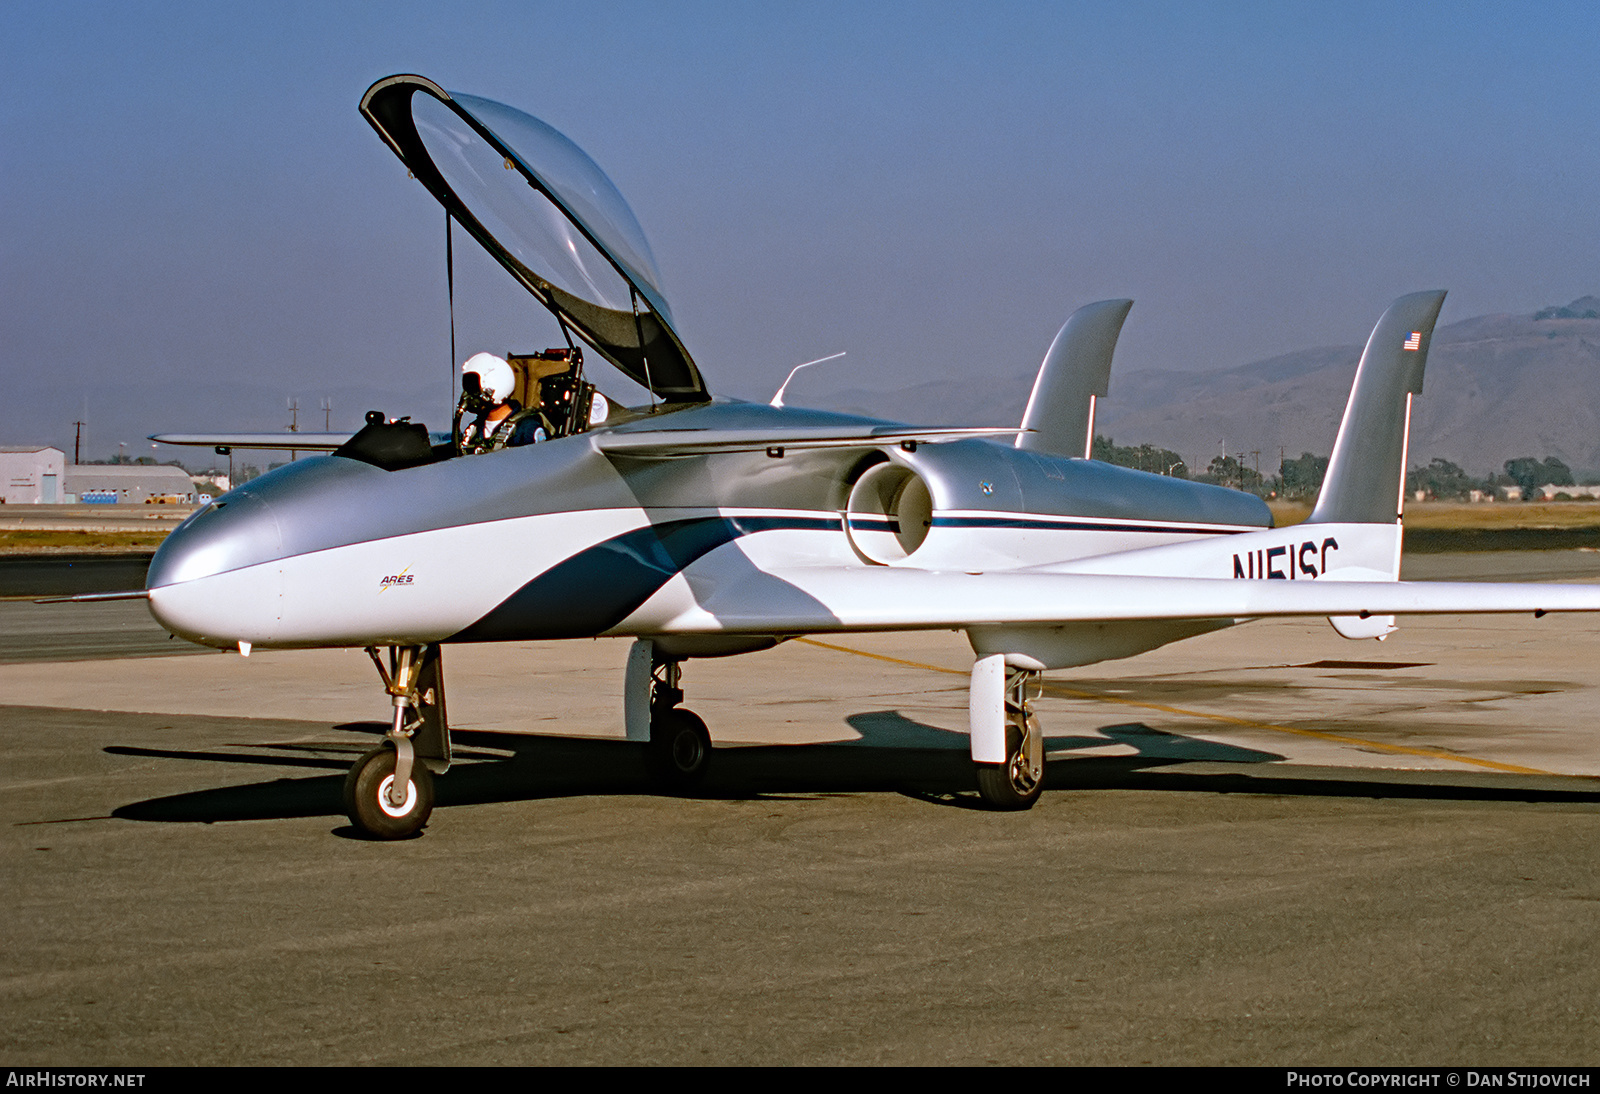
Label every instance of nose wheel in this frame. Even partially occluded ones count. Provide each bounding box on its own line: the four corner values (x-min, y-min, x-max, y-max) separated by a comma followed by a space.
344, 644, 451, 838
344, 742, 435, 839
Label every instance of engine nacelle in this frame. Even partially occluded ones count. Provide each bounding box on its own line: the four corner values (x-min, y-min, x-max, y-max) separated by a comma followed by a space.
844, 461, 933, 565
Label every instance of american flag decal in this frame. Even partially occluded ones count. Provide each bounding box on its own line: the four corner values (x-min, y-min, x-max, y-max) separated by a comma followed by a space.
1403, 331, 1422, 351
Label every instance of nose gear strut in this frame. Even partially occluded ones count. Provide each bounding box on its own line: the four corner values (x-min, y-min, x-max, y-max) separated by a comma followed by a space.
342, 643, 452, 838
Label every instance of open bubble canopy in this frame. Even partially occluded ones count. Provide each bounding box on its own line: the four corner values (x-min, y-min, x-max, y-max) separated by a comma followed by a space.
361, 75, 708, 402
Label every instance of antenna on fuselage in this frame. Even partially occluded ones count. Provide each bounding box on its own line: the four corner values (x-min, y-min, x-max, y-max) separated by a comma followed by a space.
771, 352, 847, 409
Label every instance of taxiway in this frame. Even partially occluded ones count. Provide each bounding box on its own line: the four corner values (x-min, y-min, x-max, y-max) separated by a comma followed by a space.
1, 552, 1596, 1064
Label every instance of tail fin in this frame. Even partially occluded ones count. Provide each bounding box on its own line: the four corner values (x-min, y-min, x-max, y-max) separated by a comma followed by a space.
1308, 290, 1446, 525
1307, 290, 1445, 640
1016, 298, 1133, 459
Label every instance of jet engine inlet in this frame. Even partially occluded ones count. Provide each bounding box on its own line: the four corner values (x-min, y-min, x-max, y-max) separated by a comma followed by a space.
845, 463, 932, 564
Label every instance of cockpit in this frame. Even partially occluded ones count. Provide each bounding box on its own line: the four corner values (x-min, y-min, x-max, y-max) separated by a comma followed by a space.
456, 347, 615, 455
332, 346, 626, 472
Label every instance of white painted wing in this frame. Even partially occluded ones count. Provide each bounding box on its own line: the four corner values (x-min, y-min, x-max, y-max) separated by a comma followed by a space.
656, 567, 1600, 634
594, 425, 1022, 457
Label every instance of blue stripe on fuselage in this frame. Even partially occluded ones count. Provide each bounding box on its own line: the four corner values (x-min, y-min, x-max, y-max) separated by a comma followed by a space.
448, 515, 838, 642
448, 511, 1246, 642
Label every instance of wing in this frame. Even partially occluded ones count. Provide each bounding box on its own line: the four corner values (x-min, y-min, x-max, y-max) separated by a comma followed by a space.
593, 425, 1022, 458
647, 567, 1600, 634
150, 432, 356, 452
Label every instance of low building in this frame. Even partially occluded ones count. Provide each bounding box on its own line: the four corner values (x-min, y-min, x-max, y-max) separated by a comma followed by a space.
1538, 483, 1600, 500
0, 446, 66, 504
63, 464, 200, 504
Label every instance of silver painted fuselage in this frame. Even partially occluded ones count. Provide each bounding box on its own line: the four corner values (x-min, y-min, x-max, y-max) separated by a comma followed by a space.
146, 401, 1271, 651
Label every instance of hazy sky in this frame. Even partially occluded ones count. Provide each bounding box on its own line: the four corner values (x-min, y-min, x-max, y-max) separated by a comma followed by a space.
3, 1, 1597, 458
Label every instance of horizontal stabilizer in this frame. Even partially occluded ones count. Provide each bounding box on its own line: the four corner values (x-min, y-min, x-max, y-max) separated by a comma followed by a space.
151, 432, 355, 452
594, 424, 1023, 458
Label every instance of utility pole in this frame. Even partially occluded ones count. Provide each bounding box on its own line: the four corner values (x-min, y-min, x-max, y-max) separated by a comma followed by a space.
72, 420, 84, 466
288, 398, 299, 461
321, 397, 332, 430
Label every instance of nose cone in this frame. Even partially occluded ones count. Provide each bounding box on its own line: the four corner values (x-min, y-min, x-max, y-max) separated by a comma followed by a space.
146, 492, 285, 647
148, 491, 284, 587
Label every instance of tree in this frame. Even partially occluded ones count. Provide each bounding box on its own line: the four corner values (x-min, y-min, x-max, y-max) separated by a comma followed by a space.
1407, 458, 1477, 501
1504, 456, 1574, 498
1091, 435, 1189, 479
1199, 454, 1264, 494
1279, 452, 1329, 500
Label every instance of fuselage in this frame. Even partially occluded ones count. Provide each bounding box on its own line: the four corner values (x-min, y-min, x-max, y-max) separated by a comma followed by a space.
145, 401, 1271, 650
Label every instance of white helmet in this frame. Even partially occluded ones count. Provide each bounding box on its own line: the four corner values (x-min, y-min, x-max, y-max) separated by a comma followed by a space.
462, 352, 515, 402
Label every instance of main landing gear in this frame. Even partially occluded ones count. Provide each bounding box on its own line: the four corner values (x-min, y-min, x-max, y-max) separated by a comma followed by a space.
344, 643, 452, 838
969, 654, 1044, 810
626, 640, 712, 789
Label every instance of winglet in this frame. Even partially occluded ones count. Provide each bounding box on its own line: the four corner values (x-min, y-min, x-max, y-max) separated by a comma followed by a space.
1016, 299, 1133, 460
1308, 290, 1446, 525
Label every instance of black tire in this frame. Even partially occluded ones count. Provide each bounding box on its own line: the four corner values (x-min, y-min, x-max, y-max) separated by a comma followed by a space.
974, 721, 1043, 811
343, 745, 434, 839
648, 707, 712, 788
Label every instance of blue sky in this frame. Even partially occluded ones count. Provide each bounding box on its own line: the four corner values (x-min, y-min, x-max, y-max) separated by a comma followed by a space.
3, 1, 1596, 456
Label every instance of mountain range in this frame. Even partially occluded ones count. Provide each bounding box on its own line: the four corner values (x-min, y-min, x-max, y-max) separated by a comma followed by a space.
10, 299, 1599, 480
811, 297, 1600, 479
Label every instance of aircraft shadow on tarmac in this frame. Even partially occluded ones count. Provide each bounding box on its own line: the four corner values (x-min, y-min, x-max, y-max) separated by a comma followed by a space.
104, 710, 1600, 830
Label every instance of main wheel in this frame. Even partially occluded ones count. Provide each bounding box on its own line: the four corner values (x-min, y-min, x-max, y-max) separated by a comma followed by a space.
974, 719, 1043, 810
343, 745, 434, 839
648, 707, 712, 789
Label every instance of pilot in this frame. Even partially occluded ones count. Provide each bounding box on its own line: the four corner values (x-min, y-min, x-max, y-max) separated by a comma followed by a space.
458, 352, 544, 453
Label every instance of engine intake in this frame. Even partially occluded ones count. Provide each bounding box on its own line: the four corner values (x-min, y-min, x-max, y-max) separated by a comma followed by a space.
845, 463, 932, 564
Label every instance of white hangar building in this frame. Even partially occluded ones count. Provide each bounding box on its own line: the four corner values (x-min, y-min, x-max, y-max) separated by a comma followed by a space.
0, 447, 65, 504
63, 464, 200, 504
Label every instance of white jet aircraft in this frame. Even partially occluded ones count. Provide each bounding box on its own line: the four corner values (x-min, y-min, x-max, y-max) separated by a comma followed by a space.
137, 75, 1600, 838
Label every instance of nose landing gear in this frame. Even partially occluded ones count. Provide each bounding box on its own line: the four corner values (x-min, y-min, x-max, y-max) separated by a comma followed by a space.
344, 644, 451, 838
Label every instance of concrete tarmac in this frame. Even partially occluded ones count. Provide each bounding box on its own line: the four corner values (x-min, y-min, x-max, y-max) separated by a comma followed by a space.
1, 553, 1598, 1064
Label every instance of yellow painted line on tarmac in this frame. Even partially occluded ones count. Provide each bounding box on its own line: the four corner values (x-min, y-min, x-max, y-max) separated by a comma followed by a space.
794, 637, 1553, 777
